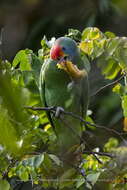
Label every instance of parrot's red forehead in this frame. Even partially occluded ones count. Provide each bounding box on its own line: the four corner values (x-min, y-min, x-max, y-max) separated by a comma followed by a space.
50, 44, 64, 60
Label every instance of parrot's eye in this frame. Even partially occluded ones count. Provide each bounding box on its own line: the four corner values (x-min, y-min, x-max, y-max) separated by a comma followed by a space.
62, 47, 66, 51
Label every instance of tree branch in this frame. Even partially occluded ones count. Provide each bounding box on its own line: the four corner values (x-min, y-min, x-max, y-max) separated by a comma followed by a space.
91, 74, 125, 97
83, 151, 114, 158
24, 106, 56, 112
25, 106, 127, 144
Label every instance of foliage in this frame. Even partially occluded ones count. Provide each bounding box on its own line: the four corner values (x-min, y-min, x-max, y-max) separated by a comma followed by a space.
0, 27, 127, 190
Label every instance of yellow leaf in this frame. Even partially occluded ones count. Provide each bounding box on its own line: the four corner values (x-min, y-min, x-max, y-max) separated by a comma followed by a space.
34, 180, 39, 184
123, 117, 127, 131
79, 41, 93, 55
44, 124, 51, 131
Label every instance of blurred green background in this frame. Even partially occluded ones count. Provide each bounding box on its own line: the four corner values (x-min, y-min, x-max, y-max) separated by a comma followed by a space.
1, 0, 127, 60
0, 0, 127, 134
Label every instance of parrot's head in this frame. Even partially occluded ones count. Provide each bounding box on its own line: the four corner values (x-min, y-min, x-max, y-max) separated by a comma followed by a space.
50, 37, 86, 79
50, 37, 79, 64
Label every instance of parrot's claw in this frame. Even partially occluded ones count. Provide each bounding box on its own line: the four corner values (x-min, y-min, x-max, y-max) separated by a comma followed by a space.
55, 107, 65, 118
67, 81, 75, 91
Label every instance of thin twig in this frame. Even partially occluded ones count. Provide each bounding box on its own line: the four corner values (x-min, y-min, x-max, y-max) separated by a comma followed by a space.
91, 74, 125, 97
24, 106, 55, 112
83, 151, 114, 158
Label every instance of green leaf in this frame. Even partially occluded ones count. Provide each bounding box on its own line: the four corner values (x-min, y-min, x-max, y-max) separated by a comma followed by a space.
105, 38, 120, 57
19, 168, 29, 181
22, 154, 44, 168
0, 72, 37, 156
8, 167, 16, 178
0, 180, 10, 190
41, 36, 49, 48
40, 36, 50, 58
91, 39, 106, 59
85, 116, 95, 130
97, 56, 121, 80
0, 106, 20, 154
0, 60, 11, 72
76, 176, 85, 188
22, 71, 33, 86
105, 31, 116, 38
49, 154, 61, 166
112, 83, 124, 95
66, 29, 81, 41
34, 154, 44, 168
12, 49, 32, 71
86, 172, 100, 186
104, 60, 120, 80
43, 153, 52, 169
119, 49, 127, 72
80, 27, 107, 60
80, 28, 126, 80
104, 138, 119, 152
81, 53, 91, 73
23, 157, 35, 167
22, 71, 39, 94
122, 95, 127, 117
82, 27, 104, 41
79, 40, 93, 55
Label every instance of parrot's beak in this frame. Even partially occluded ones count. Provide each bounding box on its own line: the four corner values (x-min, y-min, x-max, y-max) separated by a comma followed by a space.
58, 55, 69, 63
58, 56, 66, 63
56, 54, 69, 69
56, 56, 69, 71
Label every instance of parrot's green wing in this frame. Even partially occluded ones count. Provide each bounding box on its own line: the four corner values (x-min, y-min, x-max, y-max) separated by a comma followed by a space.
39, 59, 47, 105
39, 59, 56, 131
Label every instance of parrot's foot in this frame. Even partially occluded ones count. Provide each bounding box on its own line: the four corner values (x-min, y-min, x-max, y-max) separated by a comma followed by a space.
67, 81, 75, 91
55, 106, 65, 118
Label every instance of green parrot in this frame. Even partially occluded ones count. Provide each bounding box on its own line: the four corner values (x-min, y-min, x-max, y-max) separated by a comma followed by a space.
39, 37, 89, 161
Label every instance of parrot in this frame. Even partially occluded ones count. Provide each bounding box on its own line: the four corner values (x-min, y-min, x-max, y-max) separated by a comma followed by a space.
39, 37, 89, 162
